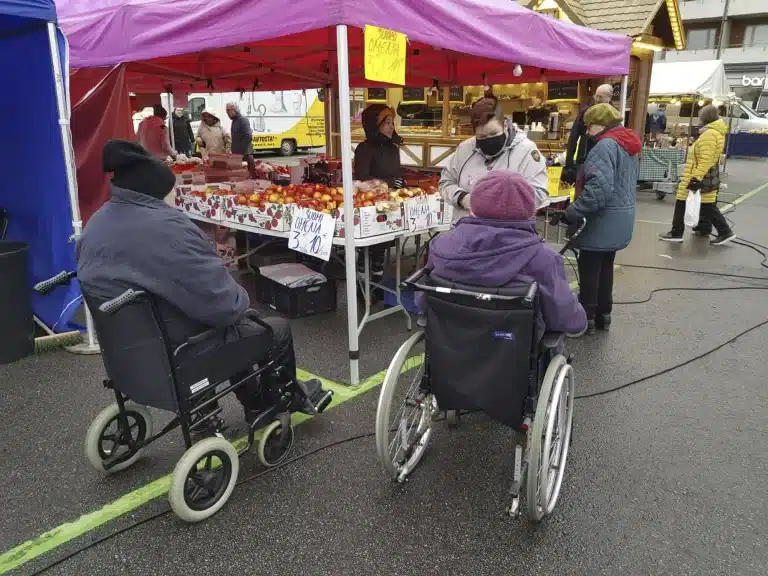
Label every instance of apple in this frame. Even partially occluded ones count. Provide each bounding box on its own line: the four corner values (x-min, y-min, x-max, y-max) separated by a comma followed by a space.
320, 194, 332, 202
285, 196, 295, 204
268, 193, 281, 203
313, 191, 323, 200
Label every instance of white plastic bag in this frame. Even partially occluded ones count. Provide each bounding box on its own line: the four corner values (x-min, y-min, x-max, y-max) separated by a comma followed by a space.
684, 190, 701, 228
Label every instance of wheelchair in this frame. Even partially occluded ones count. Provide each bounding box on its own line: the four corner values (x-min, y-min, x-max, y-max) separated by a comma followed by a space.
34, 272, 333, 522
374, 216, 585, 522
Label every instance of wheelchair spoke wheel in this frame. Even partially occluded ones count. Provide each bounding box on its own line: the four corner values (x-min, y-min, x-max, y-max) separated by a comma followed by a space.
258, 420, 294, 468
375, 330, 434, 482
85, 403, 153, 474
526, 355, 574, 522
169, 437, 239, 523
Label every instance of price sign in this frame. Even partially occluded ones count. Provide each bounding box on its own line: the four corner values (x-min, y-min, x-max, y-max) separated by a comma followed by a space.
364, 25, 406, 86
288, 208, 335, 262
406, 197, 434, 232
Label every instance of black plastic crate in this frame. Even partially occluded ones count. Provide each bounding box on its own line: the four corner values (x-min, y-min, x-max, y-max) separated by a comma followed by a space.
255, 274, 337, 319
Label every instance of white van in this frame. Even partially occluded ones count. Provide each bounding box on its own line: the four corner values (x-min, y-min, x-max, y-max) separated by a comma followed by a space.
649, 100, 768, 133
177, 90, 325, 156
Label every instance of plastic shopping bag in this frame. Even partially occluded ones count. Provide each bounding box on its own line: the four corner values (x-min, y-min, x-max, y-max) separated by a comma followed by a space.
684, 190, 701, 228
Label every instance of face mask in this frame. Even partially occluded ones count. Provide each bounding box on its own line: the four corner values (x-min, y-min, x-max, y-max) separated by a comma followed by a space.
476, 133, 506, 156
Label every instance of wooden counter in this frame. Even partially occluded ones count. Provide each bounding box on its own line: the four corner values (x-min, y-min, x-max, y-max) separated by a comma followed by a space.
350, 132, 566, 171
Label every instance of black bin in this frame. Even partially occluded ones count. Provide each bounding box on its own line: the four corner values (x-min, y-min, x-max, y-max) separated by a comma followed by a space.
0, 241, 34, 364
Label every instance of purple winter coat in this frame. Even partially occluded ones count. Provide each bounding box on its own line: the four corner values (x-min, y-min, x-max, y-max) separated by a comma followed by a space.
418, 217, 587, 342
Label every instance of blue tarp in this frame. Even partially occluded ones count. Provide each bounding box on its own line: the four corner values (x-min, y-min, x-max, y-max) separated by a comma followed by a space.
0, 0, 81, 332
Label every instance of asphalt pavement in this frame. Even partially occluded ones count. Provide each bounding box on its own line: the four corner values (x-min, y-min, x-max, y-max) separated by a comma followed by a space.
2, 158, 768, 576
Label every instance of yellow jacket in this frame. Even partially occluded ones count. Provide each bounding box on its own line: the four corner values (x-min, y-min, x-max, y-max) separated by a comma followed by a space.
676, 119, 727, 203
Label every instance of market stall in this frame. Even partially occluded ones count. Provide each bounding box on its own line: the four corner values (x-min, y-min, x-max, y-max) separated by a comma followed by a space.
58, 0, 632, 385
0, 0, 90, 346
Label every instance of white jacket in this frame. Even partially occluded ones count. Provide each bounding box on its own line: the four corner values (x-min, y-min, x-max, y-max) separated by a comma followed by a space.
439, 123, 549, 221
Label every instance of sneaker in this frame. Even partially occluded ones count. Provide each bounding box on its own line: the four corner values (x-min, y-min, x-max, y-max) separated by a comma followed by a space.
290, 378, 329, 413
595, 313, 611, 331
710, 232, 736, 246
416, 314, 427, 328
692, 226, 712, 237
658, 231, 683, 243
586, 320, 596, 336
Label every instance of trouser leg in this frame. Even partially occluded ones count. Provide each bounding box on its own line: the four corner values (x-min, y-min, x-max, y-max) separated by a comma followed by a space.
671, 199, 686, 235
597, 251, 616, 316
700, 202, 732, 237
577, 250, 601, 321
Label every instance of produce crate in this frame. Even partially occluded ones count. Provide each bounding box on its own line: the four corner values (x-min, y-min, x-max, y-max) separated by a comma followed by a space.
334, 205, 404, 238
255, 275, 337, 319
381, 277, 420, 314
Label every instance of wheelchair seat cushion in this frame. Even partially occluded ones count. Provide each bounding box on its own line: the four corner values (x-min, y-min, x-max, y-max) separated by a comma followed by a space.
424, 275, 537, 429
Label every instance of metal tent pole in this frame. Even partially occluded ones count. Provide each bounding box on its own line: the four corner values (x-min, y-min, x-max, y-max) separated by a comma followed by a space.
619, 75, 629, 125
46, 23, 100, 355
336, 24, 360, 386
167, 91, 176, 151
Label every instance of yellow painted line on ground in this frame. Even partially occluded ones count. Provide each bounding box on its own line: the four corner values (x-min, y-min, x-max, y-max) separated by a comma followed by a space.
0, 364, 412, 575
722, 181, 768, 214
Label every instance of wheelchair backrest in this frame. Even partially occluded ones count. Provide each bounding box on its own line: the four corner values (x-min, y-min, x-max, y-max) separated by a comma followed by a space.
82, 289, 179, 412
423, 273, 538, 428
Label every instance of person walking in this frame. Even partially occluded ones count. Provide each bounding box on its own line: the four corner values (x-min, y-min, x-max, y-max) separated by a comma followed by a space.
226, 102, 255, 177
564, 103, 641, 335
561, 84, 614, 186
658, 105, 735, 246
171, 108, 195, 157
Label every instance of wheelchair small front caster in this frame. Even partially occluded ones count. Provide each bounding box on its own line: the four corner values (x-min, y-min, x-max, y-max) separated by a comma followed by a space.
258, 419, 294, 467
446, 410, 459, 428
169, 437, 239, 522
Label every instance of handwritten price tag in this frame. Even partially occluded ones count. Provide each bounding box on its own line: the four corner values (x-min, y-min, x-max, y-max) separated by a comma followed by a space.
288, 208, 335, 261
406, 197, 434, 232
364, 25, 406, 86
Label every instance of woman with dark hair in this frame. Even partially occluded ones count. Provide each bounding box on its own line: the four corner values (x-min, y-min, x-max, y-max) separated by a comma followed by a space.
354, 104, 404, 187
659, 104, 735, 246
439, 96, 549, 222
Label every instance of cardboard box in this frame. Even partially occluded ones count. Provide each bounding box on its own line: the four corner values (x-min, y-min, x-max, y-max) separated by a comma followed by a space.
334, 205, 404, 239
219, 196, 294, 232
181, 184, 228, 220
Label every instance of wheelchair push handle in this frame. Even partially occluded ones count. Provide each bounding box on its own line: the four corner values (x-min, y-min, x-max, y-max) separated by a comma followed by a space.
401, 268, 427, 291
34, 270, 77, 295
99, 288, 146, 315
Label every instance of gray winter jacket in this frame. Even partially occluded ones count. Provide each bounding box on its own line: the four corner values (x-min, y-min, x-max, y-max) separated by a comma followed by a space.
439, 122, 549, 222
76, 185, 249, 346
565, 127, 641, 252
230, 112, 254, 156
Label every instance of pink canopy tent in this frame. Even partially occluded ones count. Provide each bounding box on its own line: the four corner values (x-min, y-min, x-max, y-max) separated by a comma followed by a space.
56, 0, 632, 384
58, 0, 631, 91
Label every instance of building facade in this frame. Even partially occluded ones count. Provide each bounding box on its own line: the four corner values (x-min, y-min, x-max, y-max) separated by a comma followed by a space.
658, 0, 768, 108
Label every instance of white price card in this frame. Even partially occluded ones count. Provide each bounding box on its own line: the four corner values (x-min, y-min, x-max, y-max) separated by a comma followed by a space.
288, 208, 335, 261
406, 196, 433, 232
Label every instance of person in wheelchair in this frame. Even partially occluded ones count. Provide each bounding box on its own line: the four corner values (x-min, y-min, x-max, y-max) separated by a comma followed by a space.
76, 140, 327, 428
417, 170, 587, 341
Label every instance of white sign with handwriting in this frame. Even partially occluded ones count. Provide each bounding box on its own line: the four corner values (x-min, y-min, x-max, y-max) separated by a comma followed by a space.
406, 196, 434, 232
288, 208, 334, 261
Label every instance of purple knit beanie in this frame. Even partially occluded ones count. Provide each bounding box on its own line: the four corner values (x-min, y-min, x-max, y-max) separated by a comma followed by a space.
470, 170, 536, 221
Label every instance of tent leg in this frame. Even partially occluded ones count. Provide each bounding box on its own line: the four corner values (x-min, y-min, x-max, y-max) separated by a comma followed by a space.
167, 91, 175, 151
619, 75, 628, 125
46, 23, 100, 355
336, 24, 360, 387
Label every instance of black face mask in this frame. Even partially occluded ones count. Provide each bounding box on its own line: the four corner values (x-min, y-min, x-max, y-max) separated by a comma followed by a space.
476, 133, 506, 157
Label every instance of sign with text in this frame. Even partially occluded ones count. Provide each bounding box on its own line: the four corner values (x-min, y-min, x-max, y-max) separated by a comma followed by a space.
405, 196, 434, 232
289, 208, 335, 261
364, 25, 406, 86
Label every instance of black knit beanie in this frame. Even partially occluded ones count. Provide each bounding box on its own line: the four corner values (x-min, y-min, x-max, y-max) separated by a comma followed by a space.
102, 139, 176, 200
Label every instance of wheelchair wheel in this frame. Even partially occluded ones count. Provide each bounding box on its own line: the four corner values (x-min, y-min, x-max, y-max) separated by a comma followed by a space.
375, 330, 435, 482
258, 420, 294, 468
85, 403, 153, 474
526, 354, 575, 522
169, 437, 239, 523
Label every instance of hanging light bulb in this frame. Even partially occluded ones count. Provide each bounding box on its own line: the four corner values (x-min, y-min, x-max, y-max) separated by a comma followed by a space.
513, 64, 523, 77
698, 99, 705, 106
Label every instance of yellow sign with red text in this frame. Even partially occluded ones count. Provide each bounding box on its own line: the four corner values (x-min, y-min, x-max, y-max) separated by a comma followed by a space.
364, 25, 406, 86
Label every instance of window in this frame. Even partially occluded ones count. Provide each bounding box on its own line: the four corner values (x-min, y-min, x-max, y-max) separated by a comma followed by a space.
744, 23, 768, 47
686, 28, 717, 50
189, 97, 206, 121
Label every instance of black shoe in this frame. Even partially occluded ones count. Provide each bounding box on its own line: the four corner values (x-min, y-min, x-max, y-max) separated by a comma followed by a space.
710, 232, 736, 246
692, 226, 712, 237
586, 320, 596, 335
658, 230, 683, 243
291, 378, 331, 414
595, 313, 611, 331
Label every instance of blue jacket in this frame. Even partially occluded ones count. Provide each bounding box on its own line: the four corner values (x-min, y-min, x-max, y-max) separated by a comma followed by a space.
565, 127, 641, 252
76, 185, 249, 347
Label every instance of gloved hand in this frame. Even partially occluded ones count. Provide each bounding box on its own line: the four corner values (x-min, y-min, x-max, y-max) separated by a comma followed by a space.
688, 178, 702, 192
560, 166, 577, 185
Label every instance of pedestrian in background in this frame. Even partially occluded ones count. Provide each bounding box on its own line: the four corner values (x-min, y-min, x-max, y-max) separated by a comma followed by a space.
226, 102, 255, 177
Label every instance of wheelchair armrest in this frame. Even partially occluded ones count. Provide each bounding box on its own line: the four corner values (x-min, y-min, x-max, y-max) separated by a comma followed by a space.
541, 332, 565, 350
185, 328, 225, 347
98, 288, 146, 315
34, 271, 77, 295
243, 309, 275, 337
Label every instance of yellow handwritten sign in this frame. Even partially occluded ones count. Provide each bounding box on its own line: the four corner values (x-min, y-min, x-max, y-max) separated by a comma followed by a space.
364, 25, 406, 86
